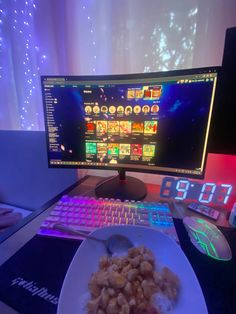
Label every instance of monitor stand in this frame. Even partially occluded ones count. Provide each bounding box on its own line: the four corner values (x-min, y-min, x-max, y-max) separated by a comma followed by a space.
95, 169, 147, 201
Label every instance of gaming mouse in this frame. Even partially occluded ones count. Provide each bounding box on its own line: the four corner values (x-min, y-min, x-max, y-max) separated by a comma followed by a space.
183, 216, 232, 261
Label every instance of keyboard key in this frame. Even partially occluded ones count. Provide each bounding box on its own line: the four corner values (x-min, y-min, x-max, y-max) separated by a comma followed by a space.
113, 217, 119, 224
46, 216, 60, 222
120, 218, 127, 224
127, 218, 134, 225
50, 210, 61, 216
40, 221, 52, 228
137, 208, 149, 214
139, 213, 149, 220
135, 220, 150, 227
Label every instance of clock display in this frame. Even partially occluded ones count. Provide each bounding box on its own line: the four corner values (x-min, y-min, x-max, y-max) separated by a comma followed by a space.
160, 177, 233, 205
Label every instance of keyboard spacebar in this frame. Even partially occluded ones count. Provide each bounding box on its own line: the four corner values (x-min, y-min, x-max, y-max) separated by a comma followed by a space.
40, 223, 95, 234
66, 224, 95, 233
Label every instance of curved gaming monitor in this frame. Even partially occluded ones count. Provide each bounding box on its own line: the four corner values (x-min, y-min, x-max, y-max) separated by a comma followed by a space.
41, 67, 219, 200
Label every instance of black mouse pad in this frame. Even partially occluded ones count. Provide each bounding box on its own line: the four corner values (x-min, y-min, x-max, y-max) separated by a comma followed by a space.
174, 219, 236, 314
0, 236, 81, 314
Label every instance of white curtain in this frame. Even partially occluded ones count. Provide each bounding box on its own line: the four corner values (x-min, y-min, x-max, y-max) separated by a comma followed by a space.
0, 0, 235, 131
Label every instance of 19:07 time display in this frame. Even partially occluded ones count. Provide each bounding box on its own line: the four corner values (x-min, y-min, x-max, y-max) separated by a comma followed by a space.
160, 177, 233, 205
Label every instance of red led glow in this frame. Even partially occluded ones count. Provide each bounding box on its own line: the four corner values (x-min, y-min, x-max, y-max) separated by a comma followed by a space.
203, 153, 236, 210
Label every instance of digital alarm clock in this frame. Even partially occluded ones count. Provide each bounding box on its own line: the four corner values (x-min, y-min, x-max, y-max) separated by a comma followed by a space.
160, 177, 233, 205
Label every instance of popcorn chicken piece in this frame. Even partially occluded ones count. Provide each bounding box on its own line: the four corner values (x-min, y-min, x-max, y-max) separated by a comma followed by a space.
162, 267, 179, 287
129, 255, 142, 267
160, 267, 180, 301
107, 297, 119, 314
95, 270, 109, 287
99, 255, 109, 269
136, 286, 145, 305
108, 271, 126, 289
132, 279, 140, 293
140, 261, 153, 275
100, 287, 110, 309
107, 287, 116, 297
124, 281, 133, 296
137, 275, 143, 282
109, 257, 122, 270
128, 247, 141, 258
107, 263, 119, 272
136, 301, 146, 312
127, 268, 139, 281
129, 297, 136, 307
110, 257, 121, 268
88, 276, 101, 297
143, 252, 155, 265
141, 279, 156, 298
121, 263, 132, 275
87, 296, 100, 314
120, 257, 130, 268
120, 303, 130, 314
117, 292, 128, 306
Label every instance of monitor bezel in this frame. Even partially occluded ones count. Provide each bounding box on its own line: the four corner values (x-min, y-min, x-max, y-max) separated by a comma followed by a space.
41, 66, 221, 179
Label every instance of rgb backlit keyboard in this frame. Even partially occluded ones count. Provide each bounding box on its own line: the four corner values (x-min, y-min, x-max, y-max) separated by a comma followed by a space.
38, 195, 178, 241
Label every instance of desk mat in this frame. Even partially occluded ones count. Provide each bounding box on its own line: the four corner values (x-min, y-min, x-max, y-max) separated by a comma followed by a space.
0, 220, 236, 314
0, 236, 81, 314
175, 220, 236, 314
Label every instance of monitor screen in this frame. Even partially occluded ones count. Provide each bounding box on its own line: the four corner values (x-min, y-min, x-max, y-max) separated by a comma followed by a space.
41, 67, 218, 179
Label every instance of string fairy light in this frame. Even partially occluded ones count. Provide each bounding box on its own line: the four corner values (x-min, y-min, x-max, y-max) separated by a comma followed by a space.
82, 1, 97, 73
0, 0, 97, 130
0, 0, 47, 130
0, 5, 5, 80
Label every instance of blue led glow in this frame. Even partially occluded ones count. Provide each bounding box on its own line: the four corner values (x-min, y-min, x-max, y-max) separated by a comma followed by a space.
199, 183, 217, 203
160, 177, 233, 205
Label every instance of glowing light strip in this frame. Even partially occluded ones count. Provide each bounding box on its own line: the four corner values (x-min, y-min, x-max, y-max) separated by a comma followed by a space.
201, 74, 218, 171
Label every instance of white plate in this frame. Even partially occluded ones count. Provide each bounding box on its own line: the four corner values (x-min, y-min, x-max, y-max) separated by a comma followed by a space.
57, 225, 208, 314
